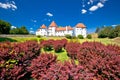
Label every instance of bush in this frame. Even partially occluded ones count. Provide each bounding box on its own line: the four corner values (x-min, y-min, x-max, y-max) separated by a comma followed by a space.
72, 36, 77, 39
37, 35, 42, 38
65, 34, 72, 39
65, 42, 80, 59
78, 35, 84, 39
53, 39, 67, 52
27, 54, 57, 80
87, 34, 92, 39
41, 39, 54, 51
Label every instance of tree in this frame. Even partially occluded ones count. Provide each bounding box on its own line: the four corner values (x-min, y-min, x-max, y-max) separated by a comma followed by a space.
98, 26, 113, 38
10, 26, 29, 34
19, 26, 29, 34
10, 27, 20, 34
114, 25, 120, 37
0, 20, 11, 34
95, 27, 100, 33
108, 29, 117, 38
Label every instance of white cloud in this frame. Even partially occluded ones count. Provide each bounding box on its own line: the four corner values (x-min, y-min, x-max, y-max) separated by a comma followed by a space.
112, 25, 117, 27
11, 26, 16, 29
0, 1, 17, 11
89, 2, 104, 11
97, 2, 104, 8
29, 30, 35, 34
81, 9, 87, 14
89, 6, 98, 11
46, 12, 53, 17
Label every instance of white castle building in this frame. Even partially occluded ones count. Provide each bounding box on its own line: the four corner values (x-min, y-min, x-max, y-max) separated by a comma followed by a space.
36, 21, 87, 37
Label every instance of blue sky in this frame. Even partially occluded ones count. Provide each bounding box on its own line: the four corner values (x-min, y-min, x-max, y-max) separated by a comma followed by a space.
0, 0, 120, 33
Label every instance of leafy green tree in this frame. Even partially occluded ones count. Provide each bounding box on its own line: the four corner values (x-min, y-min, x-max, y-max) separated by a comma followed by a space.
114, 25, 120, 37
0, 20, 11, 34
10, 26, 29, 34
10, 27, 20, 34
108, 29, 117, 38
19, 26, 29, 34
98, 26, 113, 38
95, 27, 100, 33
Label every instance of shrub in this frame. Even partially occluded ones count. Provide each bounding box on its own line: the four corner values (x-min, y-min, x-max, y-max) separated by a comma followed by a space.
65, 34, 72, 39
37, 35, 42, 38
87, 34, 92, 39
27, 54, 57, 80
0, 65, 27, 80
53, 39, 67, 53
78, 35, 84, 39
65, 42, 80, 59
76, 42, 120, 79
72, 36, 77, 39
41, 39, 54, 51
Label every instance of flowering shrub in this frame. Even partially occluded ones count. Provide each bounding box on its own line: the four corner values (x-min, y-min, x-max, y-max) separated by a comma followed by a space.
65, 42, 80, 59
53, 39, 67, 52
10, 41, 41, 65
77, 42, 120, 79
28, 54, 94, 80
0, 40, 120, 80
0, 41, 41, 80
41, 39, 54, 51
27, 53, 57, 80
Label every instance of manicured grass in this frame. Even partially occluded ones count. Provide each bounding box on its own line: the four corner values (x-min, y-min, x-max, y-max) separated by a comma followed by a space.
1, 36, 120, 46
41, 48, 70, 62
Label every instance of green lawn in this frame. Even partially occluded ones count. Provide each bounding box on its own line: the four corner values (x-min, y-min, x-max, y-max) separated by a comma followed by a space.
41, 48, 70, 62
0, 36, 120, 46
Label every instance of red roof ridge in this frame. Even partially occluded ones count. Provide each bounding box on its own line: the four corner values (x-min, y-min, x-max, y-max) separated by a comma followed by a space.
49, 21, 58, 28
41, 24, 47, 29
76, 23, 86, 28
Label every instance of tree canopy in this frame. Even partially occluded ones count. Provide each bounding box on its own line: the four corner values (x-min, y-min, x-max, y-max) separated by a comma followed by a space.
0, 20, 11, 34
10, 26, 29, 34
98, 25, 120, 38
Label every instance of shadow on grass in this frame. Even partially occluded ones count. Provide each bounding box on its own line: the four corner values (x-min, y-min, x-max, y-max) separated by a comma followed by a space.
0, 37, 17, 42
55, 49, 65, 53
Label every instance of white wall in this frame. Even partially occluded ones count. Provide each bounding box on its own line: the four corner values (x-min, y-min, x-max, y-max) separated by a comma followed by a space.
65, 30, 73, 36
36, 29, 47, 36
82, 28, 87, 38
56, 31, 66, 36
36, 27, 87, 37
48, 27, 56, 36
74, 28, 87, 38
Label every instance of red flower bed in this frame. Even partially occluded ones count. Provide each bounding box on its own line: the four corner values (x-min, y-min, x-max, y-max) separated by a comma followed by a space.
0, 40, 120, 80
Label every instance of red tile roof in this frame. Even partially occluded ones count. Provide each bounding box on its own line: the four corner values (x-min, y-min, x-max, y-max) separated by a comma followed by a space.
41, 24, 47, 29
56, 27, 66, 31
76, 23, 86, 28
56, 26, 73, 31
49, 21, 58, 28
67, 26, 73, 30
